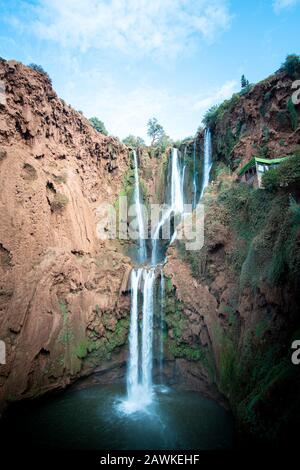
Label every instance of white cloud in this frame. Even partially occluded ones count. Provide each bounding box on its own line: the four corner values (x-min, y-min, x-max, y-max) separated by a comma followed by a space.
30, 0, 232, 57
193, 79, 238, 112
61, 64, 238, 141
273, 0, 300, 13
73, 78, 189, 141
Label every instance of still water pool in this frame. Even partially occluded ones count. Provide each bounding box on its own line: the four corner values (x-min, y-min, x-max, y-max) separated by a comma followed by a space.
1, 384, 233, 450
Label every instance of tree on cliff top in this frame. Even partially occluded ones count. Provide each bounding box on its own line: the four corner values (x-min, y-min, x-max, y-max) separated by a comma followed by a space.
122, 135, 145, 147
89, 117, 108, 135
280, 54, 300, 79
28, 63, 52, 84
241, 74, 249, 89
147, 118, 164, 146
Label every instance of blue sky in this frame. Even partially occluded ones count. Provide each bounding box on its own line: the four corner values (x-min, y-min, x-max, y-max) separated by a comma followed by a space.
0, 0, 299, 142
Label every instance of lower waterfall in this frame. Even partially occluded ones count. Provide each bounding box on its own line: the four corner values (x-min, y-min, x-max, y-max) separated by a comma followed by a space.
122, 147, 185, 412
159, 268, 165, 383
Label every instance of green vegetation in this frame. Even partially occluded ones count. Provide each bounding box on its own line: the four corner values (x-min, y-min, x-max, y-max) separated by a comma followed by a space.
76, 318, 130, 365
261, 168, 279, 191
116, 160, 139, 204
0, 149, 7, 162
89, 116, 108, 135
241, 74, 249, 89
175, 54, 300, 442
73, 338, 91, 359
58, 299, 74, 345
122, 135, 145, 147
28, 63, 52, 84
146, 117, 173, 153
224, 180, 300, 289
280, 54, 300, 79
147, 117, 164, 145
287, 97, 298, 131
240, 74, 253, 95
50, 193, 69, 212
202, 93, 241, 129
52, 172, 67, 184
168, 342, 205, 361
22, 162, 37, 180
262, 154, 300, 191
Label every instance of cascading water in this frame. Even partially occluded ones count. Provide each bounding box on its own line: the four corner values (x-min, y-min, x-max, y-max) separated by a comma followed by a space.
141, 269, 155, 393
159, 268, 165, 382
200, 128, 212, 199
123, 147, 185, 412
192, 139, 197, 208
151, 148, 185, 265
171, 148, 184, 214
127, 268, 142, 399
132, 149, 147, 263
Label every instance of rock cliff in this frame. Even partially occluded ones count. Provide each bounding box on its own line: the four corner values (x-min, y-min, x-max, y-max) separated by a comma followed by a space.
0, 60, 132, 406
164, 69, 300, 445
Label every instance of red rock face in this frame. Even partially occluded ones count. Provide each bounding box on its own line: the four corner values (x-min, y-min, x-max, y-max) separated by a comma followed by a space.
206, 71, 300, 169
0, 60, 132, 406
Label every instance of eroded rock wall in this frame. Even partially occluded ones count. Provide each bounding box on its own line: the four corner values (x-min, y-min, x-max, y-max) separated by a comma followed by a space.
0, 60, 132, 405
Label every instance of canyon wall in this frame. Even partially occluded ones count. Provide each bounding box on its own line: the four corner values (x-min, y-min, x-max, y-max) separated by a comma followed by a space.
207, 69, 300, 172
1, 57, 299, 445
0, 60, 132, 406
164, 69, 300, 444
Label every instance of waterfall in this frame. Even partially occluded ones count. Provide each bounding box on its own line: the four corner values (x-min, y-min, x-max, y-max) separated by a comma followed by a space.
159, 268, 165, 382
200, 128, 212, 199
151, 148, 185, 265
124, 147, 185, 412
171, 148, 184, 214
132, 150, 147, 263
141, 269, 155, 393
127, 268, 142, 398
123, 267, 155, 412
192, 139, 197, 208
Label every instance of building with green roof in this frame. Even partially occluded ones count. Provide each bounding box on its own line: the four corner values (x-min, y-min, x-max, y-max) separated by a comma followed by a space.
238, 156, 289, 188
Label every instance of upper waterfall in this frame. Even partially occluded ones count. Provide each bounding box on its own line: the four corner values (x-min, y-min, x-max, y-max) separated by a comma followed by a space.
132, 150, 147, 263
151, 148, 185, 265
200, 128, 212, 199
192, 140, 197, 209
171, 148, 184, 214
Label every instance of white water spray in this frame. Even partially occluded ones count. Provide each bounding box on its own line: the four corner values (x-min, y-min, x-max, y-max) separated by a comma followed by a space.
127, 268, 142, 398
192, 139, 197, 208
200, 128, 212, 199
151, 148, 185, 265
124, 148, 186, 413
171, 148, 184, 214
159, 269, 165, 382
133, 150, 147, 263
141, 269, 155, 393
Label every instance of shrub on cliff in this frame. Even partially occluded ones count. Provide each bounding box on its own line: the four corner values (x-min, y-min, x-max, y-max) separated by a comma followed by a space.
287, 97, 298, 131
261, 169, 279, 192
89, 117, 108, 135
280, 54, 300, 79
122, 135, 145, 147
155, 132, 172, 153
202, 93, 241, 129
50, 193, 69, 212
28, 63, 52, 84
262, 155, 300, 191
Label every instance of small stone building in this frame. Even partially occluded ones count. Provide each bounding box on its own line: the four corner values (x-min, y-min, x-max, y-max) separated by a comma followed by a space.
238, 156, 289, 188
